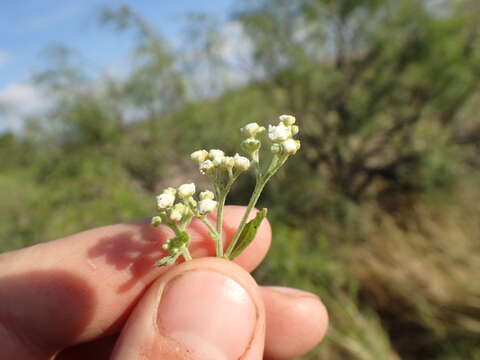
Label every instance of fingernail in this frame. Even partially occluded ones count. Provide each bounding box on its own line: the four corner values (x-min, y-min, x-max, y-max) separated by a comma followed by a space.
157, 270, 257, 360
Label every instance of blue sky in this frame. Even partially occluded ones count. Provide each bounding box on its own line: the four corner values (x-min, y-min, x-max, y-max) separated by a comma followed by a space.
0, 0, 235, 129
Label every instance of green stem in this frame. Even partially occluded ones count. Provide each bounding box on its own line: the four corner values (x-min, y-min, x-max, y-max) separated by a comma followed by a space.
182, 247, 193, 261
224, 155, 288, 258
215, 190, 227, 257
200, 216, 221, 242
169, 222, 193, 262
215, 175, 237, 257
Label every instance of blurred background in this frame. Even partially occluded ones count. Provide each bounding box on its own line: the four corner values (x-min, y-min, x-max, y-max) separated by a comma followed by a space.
1, 0, 479, 358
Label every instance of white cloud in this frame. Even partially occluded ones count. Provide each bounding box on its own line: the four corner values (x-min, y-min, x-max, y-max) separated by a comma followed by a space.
0, 82, 51, 131
0, 51, 10, 68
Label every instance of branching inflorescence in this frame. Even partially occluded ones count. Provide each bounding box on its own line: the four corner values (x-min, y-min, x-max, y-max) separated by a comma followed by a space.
151, 114, 300, 266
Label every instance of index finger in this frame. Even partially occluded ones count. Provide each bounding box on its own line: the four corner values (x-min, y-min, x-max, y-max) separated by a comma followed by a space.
0, 206, 271, 359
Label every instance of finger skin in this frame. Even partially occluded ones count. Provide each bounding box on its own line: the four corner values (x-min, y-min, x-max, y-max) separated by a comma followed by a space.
261, 287, 328, 360
0, 206, 271, 359
111, 258, 265, 360
56, 287, 329, 360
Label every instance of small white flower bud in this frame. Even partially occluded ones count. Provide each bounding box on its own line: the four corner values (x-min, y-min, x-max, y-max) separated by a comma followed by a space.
190, 150, 209, 163
198, 198, 217, 214
241, 138, 261, 152
241, 122, 259, 136
221, 156, 235, 170
163, 187, 177, 196
157, 192, 175, 209
162, 242, 170, 250
151, 216, 162, 226
233, 153, 251, 171
282, 139, 301, 155
199, 190, 215, 200
170, 203, 187, 222
178, 183, 196, 199
291, 125, 299, 136
208, 149, 225, 166
169, 209, 183, 222
241, 123, 265, 137
208, 149, 225, 159
199, 160, 215, 175
268, 123, 291, 142
279, 114, 296, 126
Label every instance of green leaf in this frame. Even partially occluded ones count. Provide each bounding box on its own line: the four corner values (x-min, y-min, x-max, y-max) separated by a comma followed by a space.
229, 208, 268, 260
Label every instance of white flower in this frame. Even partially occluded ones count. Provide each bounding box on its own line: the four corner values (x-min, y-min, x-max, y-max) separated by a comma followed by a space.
221, 156, 235, 170
209, 149, 224, 159
234, 153, 251, 171
279, 114, 296, 126
241, 123, 265, 137
200, 160, 214, 174
178, 183, 196, 198
191, 150, 208, 163
209, 149, 225, 166
169, 209, 183, 222
268, 123, 291, 142
199, 190, 215, 200
170, 203, 187, 222
282, 139, 301, 155
198, 198, 217, 214
163, 187, 177, 196
157, 192, 175, 209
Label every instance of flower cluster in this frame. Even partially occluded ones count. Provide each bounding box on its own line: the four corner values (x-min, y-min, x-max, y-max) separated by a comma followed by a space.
151, 114, 300, 266
191, 149, 251, 176
268, 115, 300, 155
152, 183, 218, 262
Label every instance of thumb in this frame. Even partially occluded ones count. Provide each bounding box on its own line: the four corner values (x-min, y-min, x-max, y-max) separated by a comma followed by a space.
111, 258, 265, 360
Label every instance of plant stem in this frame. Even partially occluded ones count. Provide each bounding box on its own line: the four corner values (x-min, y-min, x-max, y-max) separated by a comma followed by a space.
200, 216, 221, 241
182, 247, 192, 261
224, 155, 287, 258
215, 175, 236, 257
215, 190, 227, 257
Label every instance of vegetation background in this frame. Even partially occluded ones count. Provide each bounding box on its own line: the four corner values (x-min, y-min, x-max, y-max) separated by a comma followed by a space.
1, 0, 479, 358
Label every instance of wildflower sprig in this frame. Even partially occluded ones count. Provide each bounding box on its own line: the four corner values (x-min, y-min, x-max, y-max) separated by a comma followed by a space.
151, 114, 300, 266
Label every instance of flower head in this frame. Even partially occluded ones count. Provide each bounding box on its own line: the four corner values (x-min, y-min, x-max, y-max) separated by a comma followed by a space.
209, 149, 224, 159
279, 114, 296, 126
234, 153, 250, 171
221, 156, 235, 170
157, 192, 175, 210
169, 203, 186, 222
191, 150, 209, 163
199, 190, 215, 200
268, 123, 291, 142
282, 139, 301, 155
178, 183, 196, 199
241, 123, 265, 137
200, 160, 215, 175
198, 198, 217, 214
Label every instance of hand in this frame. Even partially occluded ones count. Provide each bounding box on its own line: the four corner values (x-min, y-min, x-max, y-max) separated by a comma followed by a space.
0, 206, 328, 359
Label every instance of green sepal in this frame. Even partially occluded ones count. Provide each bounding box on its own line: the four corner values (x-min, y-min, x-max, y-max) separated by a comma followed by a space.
228, 208, 268, 260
